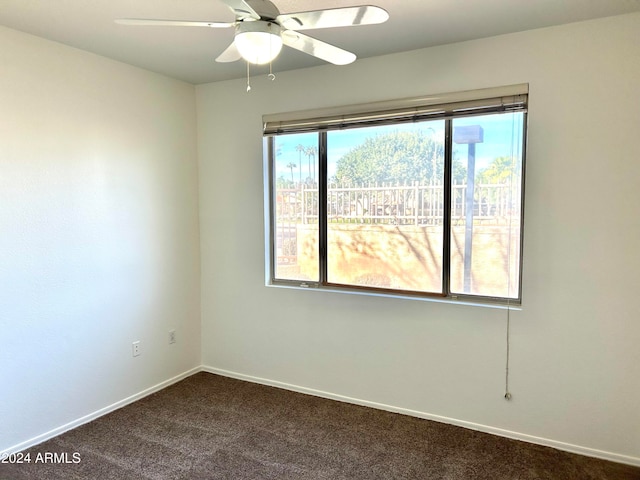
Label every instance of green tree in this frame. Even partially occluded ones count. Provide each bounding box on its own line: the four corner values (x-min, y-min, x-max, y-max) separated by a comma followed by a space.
477, 156, 517, 184
334, 131, 461, 185
276, 175, 291, 189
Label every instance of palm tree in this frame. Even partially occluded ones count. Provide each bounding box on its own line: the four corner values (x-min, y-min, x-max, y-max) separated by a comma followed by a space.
305, 145, 318, 182
286, 162, 297, 183
295, 144, 305, 184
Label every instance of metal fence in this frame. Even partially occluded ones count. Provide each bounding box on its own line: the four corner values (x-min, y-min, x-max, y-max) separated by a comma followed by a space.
276, 182, 520, 227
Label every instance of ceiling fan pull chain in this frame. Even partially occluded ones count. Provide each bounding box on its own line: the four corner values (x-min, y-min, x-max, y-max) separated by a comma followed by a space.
268, 61, 276, 81
246, 61, 251, 92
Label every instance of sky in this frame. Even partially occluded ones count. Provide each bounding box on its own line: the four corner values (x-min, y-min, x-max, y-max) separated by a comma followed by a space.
271, 112, 524, 182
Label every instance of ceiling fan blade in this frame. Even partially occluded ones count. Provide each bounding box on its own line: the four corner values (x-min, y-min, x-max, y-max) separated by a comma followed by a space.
115, 19, 233, 28
282, 31, 356, 65
218, 0, 261, 20
277, 6, 388, 31
215, 42, 242, 63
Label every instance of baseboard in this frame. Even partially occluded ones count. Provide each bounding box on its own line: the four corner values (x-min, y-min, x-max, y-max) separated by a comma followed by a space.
201, 365, 640, 468
1, 366, 201, 456
5, 364, 638, 468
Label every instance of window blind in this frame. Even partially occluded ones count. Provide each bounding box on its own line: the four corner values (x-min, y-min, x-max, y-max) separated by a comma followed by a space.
263, 84, 528, 135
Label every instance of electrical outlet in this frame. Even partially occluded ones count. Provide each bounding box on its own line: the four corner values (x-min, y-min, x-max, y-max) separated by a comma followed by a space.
169, 330, 176, 344
132, 341, 141, 357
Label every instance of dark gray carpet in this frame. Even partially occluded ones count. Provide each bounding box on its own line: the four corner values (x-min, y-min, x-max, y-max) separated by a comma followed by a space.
2, 372, 639, 479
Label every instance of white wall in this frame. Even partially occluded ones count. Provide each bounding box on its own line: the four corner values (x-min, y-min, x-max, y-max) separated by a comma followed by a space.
0, 27, 201, 451
197, 13, 640, 463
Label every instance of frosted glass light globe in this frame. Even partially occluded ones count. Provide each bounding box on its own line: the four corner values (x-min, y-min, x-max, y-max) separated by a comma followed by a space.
235, 21, 283, 65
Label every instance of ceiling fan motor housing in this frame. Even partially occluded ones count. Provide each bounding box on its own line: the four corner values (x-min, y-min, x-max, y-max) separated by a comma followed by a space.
243, 0, 280, 20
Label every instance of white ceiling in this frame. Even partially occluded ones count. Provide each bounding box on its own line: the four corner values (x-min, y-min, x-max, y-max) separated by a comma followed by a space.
1, 0, 639, 85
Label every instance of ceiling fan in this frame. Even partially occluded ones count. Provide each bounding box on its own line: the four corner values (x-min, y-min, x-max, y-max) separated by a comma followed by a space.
115, 0, 389, 68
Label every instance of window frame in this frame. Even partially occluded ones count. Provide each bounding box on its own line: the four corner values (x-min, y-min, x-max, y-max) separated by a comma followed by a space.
264, 85, 528, 306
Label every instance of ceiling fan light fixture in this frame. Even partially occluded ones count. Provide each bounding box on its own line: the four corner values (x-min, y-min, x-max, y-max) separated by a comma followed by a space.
234, 21, 282, 65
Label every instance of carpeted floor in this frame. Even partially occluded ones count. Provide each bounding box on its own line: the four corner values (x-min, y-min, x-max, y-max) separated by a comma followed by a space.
2, 372, 639, 479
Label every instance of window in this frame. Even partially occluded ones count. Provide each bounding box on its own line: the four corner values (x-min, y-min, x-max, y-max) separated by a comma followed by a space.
265, 85, 527, 304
